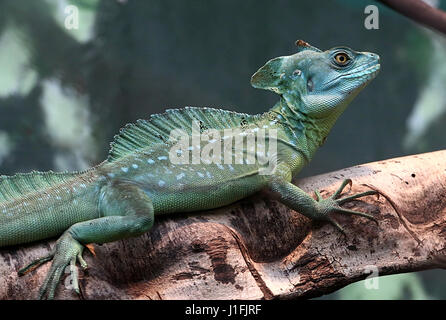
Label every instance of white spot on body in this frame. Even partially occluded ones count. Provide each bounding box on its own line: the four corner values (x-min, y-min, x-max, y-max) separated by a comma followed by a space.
158, 156, 167, 161
176, 173, 185, 180
147, 159, 155, 164
121, 167, 129, 173
132, 164, 138, 169
158, 180, 166, 187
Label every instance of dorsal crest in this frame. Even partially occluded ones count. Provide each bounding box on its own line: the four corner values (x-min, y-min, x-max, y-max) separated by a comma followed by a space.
0, 171, 79, 203
107, 107, 256, 162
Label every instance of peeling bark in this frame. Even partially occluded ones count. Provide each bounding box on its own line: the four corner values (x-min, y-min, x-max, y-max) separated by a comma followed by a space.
1, 150, 446, 299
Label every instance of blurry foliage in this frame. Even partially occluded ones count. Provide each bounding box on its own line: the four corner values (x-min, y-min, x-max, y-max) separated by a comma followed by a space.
338, 273, 428, 300
403, 29, 446, 153
0, 0, 445, 299
403, 30, 433, 83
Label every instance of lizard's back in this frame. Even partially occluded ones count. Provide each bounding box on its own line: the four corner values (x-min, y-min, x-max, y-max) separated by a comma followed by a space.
101, 107, 279, 214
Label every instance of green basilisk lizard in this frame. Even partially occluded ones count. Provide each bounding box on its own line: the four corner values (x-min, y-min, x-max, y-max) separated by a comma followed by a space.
0, 40, 380, 299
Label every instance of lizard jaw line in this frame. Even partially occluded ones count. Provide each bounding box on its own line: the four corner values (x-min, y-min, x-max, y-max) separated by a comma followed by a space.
323, 63, 381, 87
342, 63, 381, 80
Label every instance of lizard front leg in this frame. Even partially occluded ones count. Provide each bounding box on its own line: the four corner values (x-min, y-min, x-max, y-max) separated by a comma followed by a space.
18, 181, 155, 300
267, 163, 378, 234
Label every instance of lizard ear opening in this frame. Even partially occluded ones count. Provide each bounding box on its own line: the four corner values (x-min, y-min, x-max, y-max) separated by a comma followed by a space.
250, 57, 286, 94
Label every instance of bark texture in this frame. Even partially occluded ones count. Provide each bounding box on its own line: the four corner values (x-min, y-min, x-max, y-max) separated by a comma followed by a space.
1, 150, 446, 299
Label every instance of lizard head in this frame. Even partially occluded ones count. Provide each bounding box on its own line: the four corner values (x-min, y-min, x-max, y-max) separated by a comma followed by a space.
251, 40, 380, 118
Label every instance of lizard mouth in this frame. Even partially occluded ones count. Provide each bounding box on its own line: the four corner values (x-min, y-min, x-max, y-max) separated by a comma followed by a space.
323, 62, 380, 88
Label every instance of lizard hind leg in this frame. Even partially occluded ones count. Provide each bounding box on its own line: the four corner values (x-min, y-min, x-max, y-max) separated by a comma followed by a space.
37, 232, 87, 299
19, 182, 155, 299
18, 231, 88, 299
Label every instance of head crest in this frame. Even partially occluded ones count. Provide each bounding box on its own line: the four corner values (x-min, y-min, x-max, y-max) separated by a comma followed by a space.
250, 40, 322, 93
295, 40, 321, 53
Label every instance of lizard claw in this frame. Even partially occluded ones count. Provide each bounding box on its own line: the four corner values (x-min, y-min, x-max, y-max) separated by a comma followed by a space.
19, 231, 88, 300
85, 243, 96, 257
315, 179, 379, 234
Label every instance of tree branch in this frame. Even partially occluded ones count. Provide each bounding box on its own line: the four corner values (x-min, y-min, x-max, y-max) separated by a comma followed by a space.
1, 150, 446, 299
377, 0, 446, 35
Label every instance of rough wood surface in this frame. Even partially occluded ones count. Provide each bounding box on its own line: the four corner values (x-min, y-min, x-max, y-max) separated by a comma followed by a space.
1, 150, 446, 300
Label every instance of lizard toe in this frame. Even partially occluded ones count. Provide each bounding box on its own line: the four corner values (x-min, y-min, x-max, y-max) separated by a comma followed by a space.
36, 231, 86, 300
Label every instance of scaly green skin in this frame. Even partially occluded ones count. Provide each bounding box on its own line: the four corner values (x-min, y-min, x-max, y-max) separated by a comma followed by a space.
0, 40, 380, 299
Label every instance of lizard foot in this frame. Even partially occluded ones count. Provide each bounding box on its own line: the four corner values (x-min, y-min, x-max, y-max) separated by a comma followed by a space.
18, 231, 88, 299
314, 179, 379, 235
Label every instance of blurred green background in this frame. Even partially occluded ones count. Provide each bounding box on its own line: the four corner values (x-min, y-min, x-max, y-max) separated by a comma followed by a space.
0, 0, 445, 299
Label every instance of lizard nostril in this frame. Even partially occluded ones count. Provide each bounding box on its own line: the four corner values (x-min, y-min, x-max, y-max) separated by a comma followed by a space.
370, 53, 380, 61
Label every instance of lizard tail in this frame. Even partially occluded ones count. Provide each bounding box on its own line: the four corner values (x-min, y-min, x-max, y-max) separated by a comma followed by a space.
0, 170, 87, 247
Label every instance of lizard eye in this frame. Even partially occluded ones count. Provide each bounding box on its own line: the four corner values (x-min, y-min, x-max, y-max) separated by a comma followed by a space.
334, 52, 350, 66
